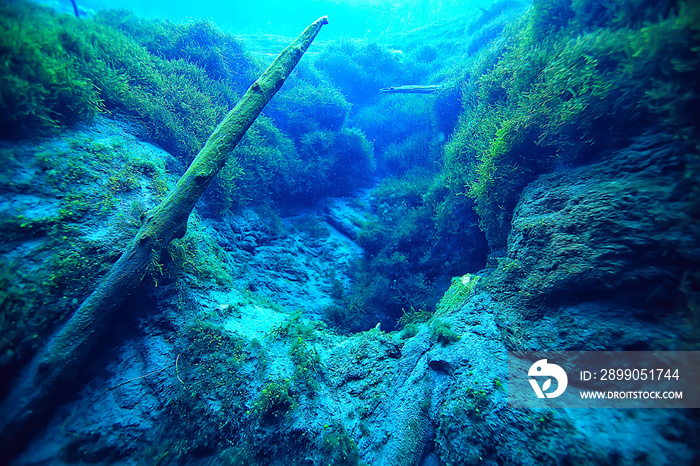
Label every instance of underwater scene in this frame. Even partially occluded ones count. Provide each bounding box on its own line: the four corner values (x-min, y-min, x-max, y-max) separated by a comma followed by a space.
0, 0, 699, 464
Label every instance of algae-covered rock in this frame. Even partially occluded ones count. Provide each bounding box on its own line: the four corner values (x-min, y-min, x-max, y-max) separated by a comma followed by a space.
494, 132, 699, 310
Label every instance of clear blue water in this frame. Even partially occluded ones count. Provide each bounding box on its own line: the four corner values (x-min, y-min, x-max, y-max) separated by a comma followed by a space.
56, 0, 495, 39
1, 0, 699, 464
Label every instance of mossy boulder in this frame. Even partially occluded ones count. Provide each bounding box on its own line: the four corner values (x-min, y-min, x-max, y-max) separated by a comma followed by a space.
489, 132, 700, 313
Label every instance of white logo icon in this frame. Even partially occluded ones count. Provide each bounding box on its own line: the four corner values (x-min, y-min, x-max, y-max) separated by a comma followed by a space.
528, 359, 568, 399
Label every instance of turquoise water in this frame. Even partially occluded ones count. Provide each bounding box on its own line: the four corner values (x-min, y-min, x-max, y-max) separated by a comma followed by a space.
55, 0, 495, 38
1, 0, 699, 464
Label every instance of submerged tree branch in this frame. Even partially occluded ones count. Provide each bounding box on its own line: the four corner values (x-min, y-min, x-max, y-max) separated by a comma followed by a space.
380, 84, 445, 94
0, 15, 328, 456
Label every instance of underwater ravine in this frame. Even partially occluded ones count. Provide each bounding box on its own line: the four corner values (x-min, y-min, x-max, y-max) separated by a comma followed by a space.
0, 0, 699, 464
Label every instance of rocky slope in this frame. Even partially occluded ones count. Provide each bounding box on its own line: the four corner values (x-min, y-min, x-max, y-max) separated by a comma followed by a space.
4, 119, 698, 465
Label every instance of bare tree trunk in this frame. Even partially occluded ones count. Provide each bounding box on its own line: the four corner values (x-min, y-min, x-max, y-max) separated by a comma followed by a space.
0, 15, 328, 456
380, 84, 445, 94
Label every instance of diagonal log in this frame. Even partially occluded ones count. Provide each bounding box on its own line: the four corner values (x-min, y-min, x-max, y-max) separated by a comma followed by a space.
0, 15, 328, 456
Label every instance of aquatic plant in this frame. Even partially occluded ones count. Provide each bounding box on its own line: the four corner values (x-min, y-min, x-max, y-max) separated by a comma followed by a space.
399, 323, 420, 339
266, 79, 351, 139
320, 422, 360, 466
397, 306, 433, 327
166, 215, 231, 286
207, 116, 300, 212
435, 274, 481, 316
0, 1, 259, 159
436, 0, 700, 248
315, 39, 427, 105
100, 11, 259, 89
289, 336, 322, 392
266, 312, 317, 341
296, 127, 375, 197
0, 130, 172, 376
0, 258, 53, 370
250, 379, 297, 424
0, 1, 103, 137
342, 172, 486, 331
352, 94, 434, 155
431, 319, 461, 345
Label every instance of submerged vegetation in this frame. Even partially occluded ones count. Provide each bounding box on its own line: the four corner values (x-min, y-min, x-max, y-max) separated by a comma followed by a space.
2, 0, 698, 336
441, 0, 700, 247
333, 0, 700, 329
0, 2, 254, 154
1, 0, 699, 461
0, 0, 373, 208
